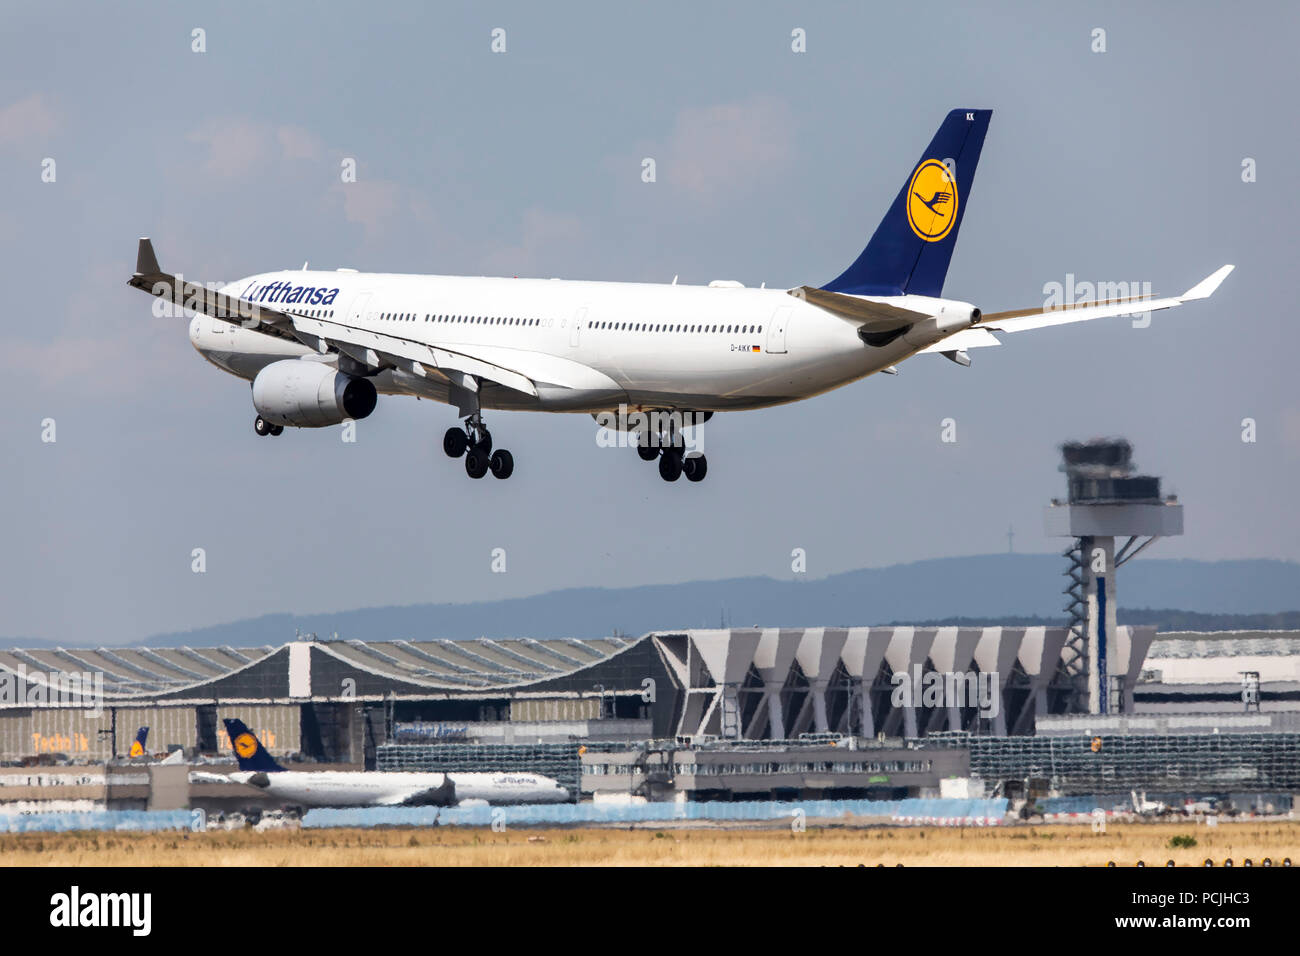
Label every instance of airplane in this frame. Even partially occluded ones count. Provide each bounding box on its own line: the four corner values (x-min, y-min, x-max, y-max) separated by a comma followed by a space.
128, 109, 1233, 484
123, 725, 186, 765
127, 726, 149, 758
189, 718, 570, 808
1131, 790, 1169, 816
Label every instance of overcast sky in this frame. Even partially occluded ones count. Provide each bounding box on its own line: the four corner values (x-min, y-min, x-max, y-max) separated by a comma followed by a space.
2, 1, 1296, 645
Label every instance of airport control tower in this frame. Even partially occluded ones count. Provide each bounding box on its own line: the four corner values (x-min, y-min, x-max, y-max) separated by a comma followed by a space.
1045, 439, 1182, 716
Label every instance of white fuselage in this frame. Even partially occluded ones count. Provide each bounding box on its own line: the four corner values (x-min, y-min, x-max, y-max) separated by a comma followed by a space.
189, 271, 966, 413
228, 769, 569, 807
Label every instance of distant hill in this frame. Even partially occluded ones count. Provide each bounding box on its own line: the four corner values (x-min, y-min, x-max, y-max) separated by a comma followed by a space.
893, 610, 1300, 630
13, 553, 1295, 649
4, 554, 1298, 649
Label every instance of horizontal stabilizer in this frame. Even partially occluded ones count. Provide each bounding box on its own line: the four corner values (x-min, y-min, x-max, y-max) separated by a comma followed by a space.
918, 327, 1002, 353
790, 286, 930, 331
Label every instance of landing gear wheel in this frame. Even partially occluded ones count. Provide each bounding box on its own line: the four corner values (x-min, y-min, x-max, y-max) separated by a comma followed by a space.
443, 427, 468, 458
465, 447, 490, 479
658, 450, 683, 482
254, 416, 272, 436
683, 454, 708, 482
269, 424, 284, 436
490, 449, 514, 479
637, 439, 659, 462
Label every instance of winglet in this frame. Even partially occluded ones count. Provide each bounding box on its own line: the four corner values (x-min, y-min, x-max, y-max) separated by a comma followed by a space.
1181, 264, 1234, 301
135, 237, 160, 276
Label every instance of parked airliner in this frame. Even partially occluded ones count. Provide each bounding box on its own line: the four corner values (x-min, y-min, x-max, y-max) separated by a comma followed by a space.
120, 725, 185, 765
188, 719, 569, 808
129, 109, 1232, 483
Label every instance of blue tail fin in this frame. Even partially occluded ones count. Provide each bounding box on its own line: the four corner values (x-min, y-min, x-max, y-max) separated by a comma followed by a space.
822, 109, 992, 297
129, 726, 148, 758
223, 718, 285, 772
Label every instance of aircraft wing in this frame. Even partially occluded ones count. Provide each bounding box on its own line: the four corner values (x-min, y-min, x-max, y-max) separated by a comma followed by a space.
188, 771, 233, 785
127, 238, 299, 340
919, 266, 1234, 362
391, 776, 456, 807
128, 238, 539, 399
977, 265, 1234, 334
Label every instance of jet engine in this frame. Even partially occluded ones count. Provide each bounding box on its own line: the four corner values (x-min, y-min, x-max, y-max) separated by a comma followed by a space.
251, 359, 377, 428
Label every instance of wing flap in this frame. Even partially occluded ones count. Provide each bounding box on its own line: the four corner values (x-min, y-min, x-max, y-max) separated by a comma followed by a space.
291, 314, 539, 397
440, 342, 623, 392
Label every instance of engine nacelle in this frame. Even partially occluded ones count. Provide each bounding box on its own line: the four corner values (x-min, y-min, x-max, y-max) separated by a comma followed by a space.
251, 359, 377, 428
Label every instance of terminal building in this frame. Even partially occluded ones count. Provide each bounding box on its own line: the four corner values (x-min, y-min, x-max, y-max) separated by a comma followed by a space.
0, 625, 1159, 761
3, 621, 1297, 805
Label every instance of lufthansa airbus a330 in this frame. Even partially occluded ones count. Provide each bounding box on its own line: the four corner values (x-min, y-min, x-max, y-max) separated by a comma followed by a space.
129, 110, 1231, 483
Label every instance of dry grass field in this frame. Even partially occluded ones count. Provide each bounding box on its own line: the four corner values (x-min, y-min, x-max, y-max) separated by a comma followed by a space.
1, 820, 1296, 866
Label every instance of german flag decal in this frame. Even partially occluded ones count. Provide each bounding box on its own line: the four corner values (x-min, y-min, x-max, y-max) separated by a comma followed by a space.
751, 345, 760, 352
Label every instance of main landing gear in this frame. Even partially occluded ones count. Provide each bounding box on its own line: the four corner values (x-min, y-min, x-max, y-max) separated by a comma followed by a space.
443, 414, 513, 480
636, 430, 707, 483
254, 416, 284, 437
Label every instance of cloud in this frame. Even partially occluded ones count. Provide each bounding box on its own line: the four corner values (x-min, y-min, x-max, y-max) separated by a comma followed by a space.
187, 118, 273, 180
330, 179, 405, 239
276, 125, 322, 161
185, 119, 326, 179
0, 331, 187, 394
478, 207, 586, 275
0, 93, 59, 148
659, 96, 797, 203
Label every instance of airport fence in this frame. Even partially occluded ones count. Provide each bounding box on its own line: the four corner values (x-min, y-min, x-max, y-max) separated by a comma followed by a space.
0, 809, 193, 833
892, 798, 1009, 825
302, 797, 903, 828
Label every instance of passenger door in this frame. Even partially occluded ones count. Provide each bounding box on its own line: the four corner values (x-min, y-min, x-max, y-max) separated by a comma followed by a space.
349, 291, 373, 326
570, 306, 587, 348
766, 306, 791, 353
